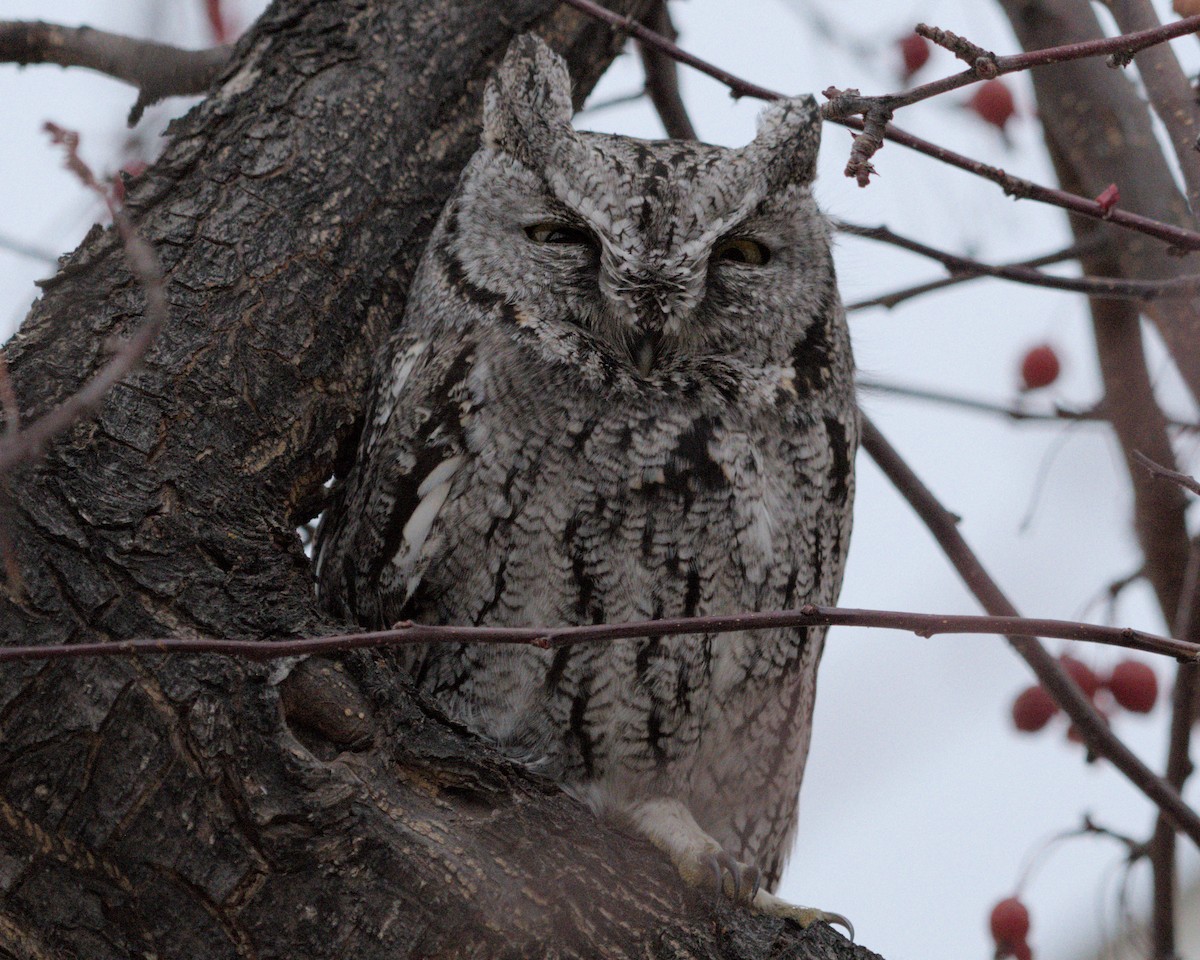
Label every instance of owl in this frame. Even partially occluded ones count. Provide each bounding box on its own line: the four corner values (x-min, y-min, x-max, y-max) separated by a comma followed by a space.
316, 34, 857, 928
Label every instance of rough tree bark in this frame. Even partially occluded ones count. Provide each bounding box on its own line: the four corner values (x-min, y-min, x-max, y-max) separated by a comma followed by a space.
0, 2, 877, 957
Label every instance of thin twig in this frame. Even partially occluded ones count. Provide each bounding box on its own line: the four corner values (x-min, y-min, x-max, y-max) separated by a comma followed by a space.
837, 116, 1200, 251
845, 240, 1101, 311
869, 15, 1200, 114
0, 126, 165, 477
858, 377, 1200, 434
860, 413, 1200, 849
559, 0, 779, 100
837, 220, 1200, 300
0, 602, 1195, 664
1133, 451, 1200, 497
822, 15, 1200, 182
579, 87, 648, 115
0, 230, 58, 267
560, 0, 1200, 252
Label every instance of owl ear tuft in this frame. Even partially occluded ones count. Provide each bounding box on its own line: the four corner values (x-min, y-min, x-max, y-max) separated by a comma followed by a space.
744, 95, 822, 188
483, 34, 575, 162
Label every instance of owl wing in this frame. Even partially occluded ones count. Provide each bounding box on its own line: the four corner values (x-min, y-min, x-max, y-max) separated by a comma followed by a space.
315, 330, 477, 627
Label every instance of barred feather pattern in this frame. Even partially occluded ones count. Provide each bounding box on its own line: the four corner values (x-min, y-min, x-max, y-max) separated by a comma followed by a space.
316, 35, 856, 892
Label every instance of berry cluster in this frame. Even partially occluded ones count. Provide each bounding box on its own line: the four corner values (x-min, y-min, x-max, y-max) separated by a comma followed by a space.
1012, 655, 1159, 739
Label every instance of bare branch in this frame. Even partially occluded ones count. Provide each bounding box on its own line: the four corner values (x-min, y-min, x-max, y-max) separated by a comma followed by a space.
1102, 0, 1200, 213
0, 601, 1195, 665
860, 413, 1200, 849
0, 125, 164, 477
560, 0, 1200, 251
840, 116, 1200, 251
1150, 540, 1200, 959
845, 240, 1102, 311
0, 20, 231, 124
858, 377, 1200, 433
823, 15, 1200, 180
1133, 451, 1200, 497
0, 230, 58, 267
636, 3, 696, 140
560, 0, 779, 99
889, 15, 1200, 111
837, 220, 1200, 300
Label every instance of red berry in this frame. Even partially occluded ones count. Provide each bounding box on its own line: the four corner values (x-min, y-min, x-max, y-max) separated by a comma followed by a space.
1108, 660, 1158, 713
969, 80, 1016, 131
990, 897, 1031, 945
1012, 686, 1057, 732
1011, 940, 1034, 960
899, 34, 930, 81
1059, 655, 1101, 698
1019, 344, 1061, 390
1095, 183, 1119, 214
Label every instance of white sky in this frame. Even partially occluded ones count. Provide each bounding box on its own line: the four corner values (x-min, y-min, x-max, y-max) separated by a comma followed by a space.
1, 2, 1198, 959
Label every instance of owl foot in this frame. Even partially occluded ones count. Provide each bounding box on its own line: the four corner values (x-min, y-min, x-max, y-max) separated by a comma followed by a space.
614, 796, 850, 936
708, 849, 761, 905
751, 889, 855, 940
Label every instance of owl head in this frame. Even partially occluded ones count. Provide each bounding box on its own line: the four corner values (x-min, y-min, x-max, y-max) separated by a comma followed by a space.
440, 34, 842, 398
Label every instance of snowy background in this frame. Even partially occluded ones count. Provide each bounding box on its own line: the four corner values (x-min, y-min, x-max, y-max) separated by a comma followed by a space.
2, 2, 1198, 958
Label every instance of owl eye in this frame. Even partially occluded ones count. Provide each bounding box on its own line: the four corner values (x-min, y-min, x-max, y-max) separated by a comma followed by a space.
525, 222, 596, 246
713, 238, 771, 266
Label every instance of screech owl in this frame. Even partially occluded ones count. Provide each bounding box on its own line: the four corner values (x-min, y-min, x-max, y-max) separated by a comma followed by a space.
315, 34, 857, 926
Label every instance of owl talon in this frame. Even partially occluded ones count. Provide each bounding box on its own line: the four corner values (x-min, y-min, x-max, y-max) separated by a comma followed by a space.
826, 912, 855, 940
708, 854, 725, 907
752, 889, 855, 941
707, 849, 758, 905
744, 864, 762, 902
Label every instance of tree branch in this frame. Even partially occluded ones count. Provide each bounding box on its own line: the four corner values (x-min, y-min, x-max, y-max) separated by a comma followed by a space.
559, 0, 1200, 253
856, 378, 1200, 433
0, 124, 165, 478
0, 20, 231, 123
1133, 451, 1200, 497
1097, 0, 1200, 214
1149, 540, 1200, 960
636, 2, 696, 140
837, 220, 1200, 300
0, 601, 1195, 664
859, 413, 1200, 849
845, 240, 1101, 311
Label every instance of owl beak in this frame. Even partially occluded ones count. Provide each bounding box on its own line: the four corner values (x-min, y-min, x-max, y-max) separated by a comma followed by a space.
631, 330, 663, 378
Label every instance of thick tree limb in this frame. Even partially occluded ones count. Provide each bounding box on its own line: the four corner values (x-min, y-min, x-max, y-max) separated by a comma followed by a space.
997, 0, 1200, 406
1100, 0, 1200, 215
0, 2, 878, 957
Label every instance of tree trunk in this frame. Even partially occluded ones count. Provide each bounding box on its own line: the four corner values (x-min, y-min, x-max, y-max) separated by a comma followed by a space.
0, 2, 877, 957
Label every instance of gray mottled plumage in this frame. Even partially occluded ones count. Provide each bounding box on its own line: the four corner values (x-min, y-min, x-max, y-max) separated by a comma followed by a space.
316, 35, 856, 912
